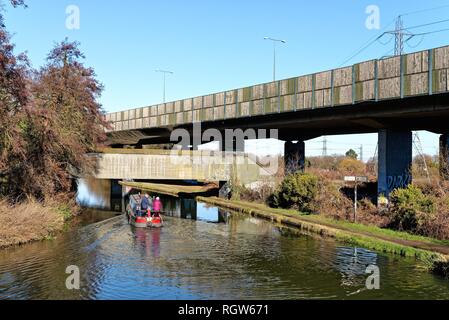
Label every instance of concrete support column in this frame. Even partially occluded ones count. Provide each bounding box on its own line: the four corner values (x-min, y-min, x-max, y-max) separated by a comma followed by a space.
110, 179, 123, 212
284, 141, 305, 174
378, 129, 413, 198
440, 134, 449, 180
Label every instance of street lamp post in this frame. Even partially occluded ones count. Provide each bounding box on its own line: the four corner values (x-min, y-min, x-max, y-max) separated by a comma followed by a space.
264, 37, 286, 81
155, 69, 174, 103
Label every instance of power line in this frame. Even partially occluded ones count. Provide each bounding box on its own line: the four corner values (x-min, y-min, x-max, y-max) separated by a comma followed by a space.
307, 140, 436, 149
377, 34, 395, 46
308, 139, 378, 146
339, 33, 391, 67
339, 5, 449, 65
339, 17, 397, 66
406, 35, 425, 49
400, 4, 449, 17
380, 48, 395, 59
412, 27, 449, 37
384, 16, 449, 55
390, 18, 449, 32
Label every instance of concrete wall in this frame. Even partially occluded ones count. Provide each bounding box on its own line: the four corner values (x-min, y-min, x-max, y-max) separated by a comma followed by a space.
90, 151, 274, 185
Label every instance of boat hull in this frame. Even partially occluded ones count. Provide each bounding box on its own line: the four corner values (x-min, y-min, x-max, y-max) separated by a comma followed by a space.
128, 214, 149, 228
148, 217, 163, 228
126, 203, 148, 228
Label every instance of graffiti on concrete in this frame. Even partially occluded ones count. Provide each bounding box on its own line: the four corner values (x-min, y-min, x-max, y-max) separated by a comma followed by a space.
387, 173, 412, 191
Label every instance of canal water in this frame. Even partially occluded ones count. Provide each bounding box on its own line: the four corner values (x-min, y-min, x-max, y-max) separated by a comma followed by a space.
0, 179, 448, 300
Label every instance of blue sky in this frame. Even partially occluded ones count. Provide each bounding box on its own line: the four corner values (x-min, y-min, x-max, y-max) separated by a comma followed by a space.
5, 0, 449, 158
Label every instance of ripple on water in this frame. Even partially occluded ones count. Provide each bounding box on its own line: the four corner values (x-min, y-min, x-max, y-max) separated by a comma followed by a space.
1, 211, 449, 300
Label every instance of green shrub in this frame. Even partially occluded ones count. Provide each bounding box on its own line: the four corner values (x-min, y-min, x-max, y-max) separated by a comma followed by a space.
269, 172, 319, 213
388, 185, 435, 232
57, 204, 73, 221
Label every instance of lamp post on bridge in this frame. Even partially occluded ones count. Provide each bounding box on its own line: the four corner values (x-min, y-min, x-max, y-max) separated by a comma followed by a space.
264, 37, 286, 82
155, 69, 174, 103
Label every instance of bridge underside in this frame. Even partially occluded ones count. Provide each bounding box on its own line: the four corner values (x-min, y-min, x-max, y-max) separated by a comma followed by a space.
107, 94, 449, 146
105, 94, 449, 199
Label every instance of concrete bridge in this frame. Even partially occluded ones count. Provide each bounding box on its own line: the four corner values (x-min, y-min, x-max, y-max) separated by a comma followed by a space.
105, 45, 449, 197
90, 149, 275, 185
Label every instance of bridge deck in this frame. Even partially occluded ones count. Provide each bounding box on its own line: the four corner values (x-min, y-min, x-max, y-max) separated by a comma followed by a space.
106, 45, 449, 134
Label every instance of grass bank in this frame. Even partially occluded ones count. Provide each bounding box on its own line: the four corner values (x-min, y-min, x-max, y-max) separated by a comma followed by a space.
197, 196, 449, 277
0, 199, 73, 249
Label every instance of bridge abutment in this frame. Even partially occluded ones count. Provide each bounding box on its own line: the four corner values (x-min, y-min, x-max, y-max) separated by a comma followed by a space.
440, 134, 449, 180
284, 141, 305, 174
378, 129, 413, 199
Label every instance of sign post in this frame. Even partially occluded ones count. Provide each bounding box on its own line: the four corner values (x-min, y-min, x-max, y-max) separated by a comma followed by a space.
344, 176, 368, 223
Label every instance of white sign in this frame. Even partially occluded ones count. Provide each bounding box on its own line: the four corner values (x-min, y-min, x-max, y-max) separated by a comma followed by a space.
344, 176, 368, 183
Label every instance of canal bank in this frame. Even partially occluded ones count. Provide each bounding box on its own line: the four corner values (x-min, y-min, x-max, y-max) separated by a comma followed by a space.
196, 196, 449, 277
0, 199, 74, 250
1, 177, 119, 250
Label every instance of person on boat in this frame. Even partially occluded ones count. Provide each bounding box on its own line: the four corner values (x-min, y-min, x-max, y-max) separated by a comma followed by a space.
152, 196, 162, 215
140, 194, 151, 217
150, 197, 164, 225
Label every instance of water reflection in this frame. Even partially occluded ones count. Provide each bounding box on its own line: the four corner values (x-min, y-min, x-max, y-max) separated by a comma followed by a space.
334, 247, 379, 288
76, 177, 111, 210
76, 178, 123, 212
157, 196, 226, 223
1, 207, 449, 300
2, 178, 449, 300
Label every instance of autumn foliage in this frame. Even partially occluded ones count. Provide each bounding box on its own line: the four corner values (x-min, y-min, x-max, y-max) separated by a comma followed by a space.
0, 1, 108, 202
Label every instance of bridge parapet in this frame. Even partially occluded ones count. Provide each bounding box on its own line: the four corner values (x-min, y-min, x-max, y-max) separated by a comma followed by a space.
106, 45, 449, 132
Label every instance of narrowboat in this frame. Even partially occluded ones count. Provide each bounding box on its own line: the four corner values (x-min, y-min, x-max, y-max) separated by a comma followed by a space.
126, 194, 148, 228
126, 194, 164, 228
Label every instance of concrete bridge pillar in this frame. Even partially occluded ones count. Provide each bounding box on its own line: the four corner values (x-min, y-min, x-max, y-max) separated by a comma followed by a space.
110, 179, 124, 212
378, 129, 413, 198
284, 141, 305, 174
440, 134, 449, 180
